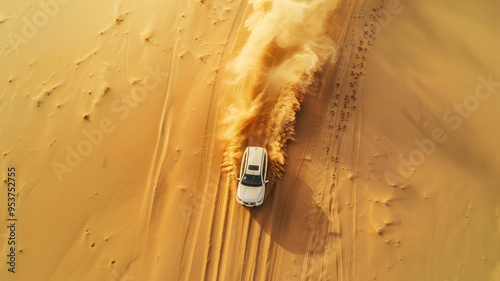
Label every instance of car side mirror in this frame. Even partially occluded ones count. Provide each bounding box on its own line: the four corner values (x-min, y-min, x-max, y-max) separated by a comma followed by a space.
237, 177, 241, 181
265, 180, 269, 183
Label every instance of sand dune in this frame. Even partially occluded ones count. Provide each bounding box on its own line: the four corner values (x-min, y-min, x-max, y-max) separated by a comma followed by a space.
1, 0, 499, 280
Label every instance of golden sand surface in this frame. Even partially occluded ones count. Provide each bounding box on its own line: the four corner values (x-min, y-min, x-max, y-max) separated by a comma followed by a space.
1, 0, 499, 280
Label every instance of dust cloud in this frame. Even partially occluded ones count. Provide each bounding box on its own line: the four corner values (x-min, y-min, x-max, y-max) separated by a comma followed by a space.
222, 0, 339, 186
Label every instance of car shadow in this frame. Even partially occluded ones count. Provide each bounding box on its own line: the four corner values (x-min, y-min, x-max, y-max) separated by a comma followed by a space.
246, 144, 336, 257
244, 76, 338, 257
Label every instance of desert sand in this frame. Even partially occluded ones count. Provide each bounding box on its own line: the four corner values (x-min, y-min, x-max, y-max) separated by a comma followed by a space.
1, 0, 499, 280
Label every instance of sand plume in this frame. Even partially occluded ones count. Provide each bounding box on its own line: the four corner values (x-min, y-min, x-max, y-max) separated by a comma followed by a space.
222, 0, 338, 186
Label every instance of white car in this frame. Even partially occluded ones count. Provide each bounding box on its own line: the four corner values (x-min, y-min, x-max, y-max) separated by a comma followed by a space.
236, 146, 269, 207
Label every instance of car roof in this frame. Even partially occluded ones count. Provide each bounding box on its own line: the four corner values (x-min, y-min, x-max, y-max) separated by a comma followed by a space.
246, 146, 265, 166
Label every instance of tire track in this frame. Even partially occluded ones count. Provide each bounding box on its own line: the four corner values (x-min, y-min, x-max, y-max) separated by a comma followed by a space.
198, 0, 367, 280
257, 0, 368, 280
177, 1, 249, 280
201, 171, 228, 281
193, 1, 251, 280
314, 0, 368, 280
136, 0, 180, 276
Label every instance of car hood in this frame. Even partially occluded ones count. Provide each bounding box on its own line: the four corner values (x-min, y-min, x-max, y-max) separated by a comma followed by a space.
237, 183, 264, 202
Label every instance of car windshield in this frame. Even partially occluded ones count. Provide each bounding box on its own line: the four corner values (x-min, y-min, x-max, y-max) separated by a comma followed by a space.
241, 174, 262, 187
